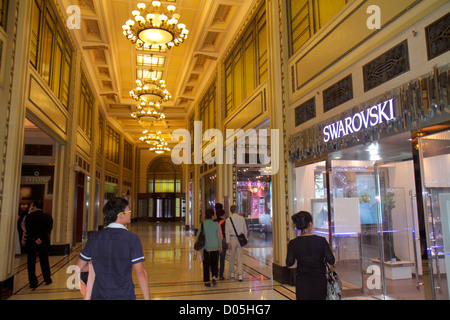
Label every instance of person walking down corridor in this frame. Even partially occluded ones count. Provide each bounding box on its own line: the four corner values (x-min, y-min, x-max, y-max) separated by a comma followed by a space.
24, 199, 53, 289
225, 205, 248, 281
214, 208, 228, 280
197, 208, 222, 287
286, 211, 335, 300
76, 197, 150, 300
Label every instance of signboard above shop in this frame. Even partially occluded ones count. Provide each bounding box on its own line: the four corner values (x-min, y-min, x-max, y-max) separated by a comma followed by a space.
288, 65, 450, 164
323, 98, 395, 143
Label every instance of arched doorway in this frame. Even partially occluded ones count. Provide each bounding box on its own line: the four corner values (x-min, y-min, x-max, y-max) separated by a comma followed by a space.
138, 156, 185, 222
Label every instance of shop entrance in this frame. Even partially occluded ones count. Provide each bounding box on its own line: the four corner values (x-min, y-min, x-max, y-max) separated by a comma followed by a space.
236, 166, 272, 247
294, 126, 450, 299
328, 131, 426, 299
327, 127, 450, 299
18, 118, 58, 251
417, 128, 450, 300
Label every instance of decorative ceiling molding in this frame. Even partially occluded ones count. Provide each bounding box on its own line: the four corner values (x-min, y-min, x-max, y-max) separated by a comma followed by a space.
59, 0, 258, 146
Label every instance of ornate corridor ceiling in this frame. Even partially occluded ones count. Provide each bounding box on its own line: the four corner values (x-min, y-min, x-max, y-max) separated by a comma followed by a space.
59, 0, 256, 148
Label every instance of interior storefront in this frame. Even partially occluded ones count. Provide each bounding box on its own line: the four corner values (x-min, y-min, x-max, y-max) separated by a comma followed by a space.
19, 117, 75, 253
236, 166, 273, 247
418, 128, 450, 300
294, 117, 450, 300
294, 125, 450, 300
18, 119, 56, 253
289, 58, 450, 299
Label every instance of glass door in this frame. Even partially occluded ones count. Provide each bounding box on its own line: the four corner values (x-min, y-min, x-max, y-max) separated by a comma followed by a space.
155, 198, 174, 221
418, 129, 450, 300
374, 161, 425, 300
329, 159, 380, 298
328, 132, 426, 299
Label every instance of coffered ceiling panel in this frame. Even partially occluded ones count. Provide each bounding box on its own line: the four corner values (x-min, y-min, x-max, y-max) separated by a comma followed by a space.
59, 0, 258, 147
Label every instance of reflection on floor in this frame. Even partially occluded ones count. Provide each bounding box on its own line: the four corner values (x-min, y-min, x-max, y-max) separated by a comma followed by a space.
8, 222, 418, 300
8, 222, 295, 300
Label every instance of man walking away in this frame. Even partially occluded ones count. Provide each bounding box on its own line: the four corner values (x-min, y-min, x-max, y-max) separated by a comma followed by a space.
24, 199, 53, 288
225, 205, 248, 281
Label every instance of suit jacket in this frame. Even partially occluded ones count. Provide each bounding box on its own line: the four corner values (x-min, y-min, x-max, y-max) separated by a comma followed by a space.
25, 209, 53, 244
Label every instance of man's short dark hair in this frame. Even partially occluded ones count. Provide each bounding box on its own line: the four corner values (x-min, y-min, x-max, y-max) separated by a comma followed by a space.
103, 197, 129, 225
32, 199, 44, 210
215, 203, 223, 211
217, 209, 225, 218
230, 205, 237, 213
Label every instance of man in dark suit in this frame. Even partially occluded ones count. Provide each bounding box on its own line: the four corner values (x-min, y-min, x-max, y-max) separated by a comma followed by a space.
24, 199, 53, 288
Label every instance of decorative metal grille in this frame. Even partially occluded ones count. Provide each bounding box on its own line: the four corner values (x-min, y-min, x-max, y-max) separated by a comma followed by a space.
425, 12, 450, 61
363, 40, 410, 92
289, 66, 450, 163
323, 74, 353, 112
295, 97, 316, 126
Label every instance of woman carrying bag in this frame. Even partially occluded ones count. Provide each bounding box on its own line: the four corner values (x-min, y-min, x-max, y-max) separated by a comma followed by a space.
196, 208, 222, 287
286, 211, 336, 300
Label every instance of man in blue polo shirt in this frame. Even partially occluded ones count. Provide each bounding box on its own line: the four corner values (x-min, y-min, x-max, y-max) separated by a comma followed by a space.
76, 197, 150, 300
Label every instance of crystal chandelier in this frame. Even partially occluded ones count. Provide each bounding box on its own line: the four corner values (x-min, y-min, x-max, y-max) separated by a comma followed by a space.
122, 1, 189, 51
131, 103, 165, 123
150, 139, 171, 154
139, 129, 164, 145
130, 78, 170, 106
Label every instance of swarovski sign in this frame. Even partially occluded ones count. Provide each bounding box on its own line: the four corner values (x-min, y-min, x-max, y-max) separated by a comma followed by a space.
323, 98, 395, 142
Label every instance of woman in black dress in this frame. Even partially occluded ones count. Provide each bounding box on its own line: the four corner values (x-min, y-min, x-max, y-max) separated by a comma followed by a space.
286, 211, 335, 300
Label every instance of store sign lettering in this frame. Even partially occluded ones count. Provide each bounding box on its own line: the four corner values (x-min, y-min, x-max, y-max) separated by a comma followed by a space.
21, 176, 52, 184
237, 181, 267, 188
323, 98, 395, 143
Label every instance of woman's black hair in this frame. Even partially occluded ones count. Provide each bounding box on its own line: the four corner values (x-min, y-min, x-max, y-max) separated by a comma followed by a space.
103, 197, 129, 226
205, 208, 215, 220
291, 211, 313, 231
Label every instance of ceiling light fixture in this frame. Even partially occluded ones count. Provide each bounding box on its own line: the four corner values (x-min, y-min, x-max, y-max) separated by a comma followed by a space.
122, 1, 189, 51
139, 129, 164, 145
131, 104, 165, 123
150, 139, 171, 154
130, 78, 171, 105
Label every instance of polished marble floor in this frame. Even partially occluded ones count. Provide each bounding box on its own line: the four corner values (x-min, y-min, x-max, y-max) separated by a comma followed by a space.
9, 221, 426, 301
8, 222, 296, 300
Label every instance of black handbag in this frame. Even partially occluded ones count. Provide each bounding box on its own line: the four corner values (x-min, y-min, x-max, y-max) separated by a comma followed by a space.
230, 217, 247, 247
326, 263, 343, 300
194, 223, 205, 251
